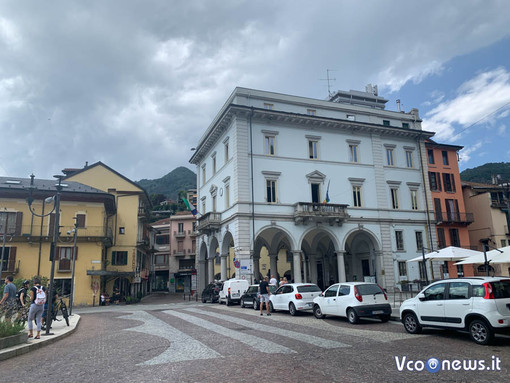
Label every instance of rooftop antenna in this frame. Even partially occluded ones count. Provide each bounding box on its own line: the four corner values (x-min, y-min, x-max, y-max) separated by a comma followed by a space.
320, 69, 337, 98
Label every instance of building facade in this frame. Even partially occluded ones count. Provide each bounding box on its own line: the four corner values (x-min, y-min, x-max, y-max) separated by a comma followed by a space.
190, 87, 438, 293
425, 140, 474, 278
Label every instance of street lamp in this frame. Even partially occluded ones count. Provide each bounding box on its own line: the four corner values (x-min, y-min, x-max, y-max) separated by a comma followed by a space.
67, 217, 78, 315
480, 239, 503, 276
26, 174, 63, 336
420, 246, 439, 285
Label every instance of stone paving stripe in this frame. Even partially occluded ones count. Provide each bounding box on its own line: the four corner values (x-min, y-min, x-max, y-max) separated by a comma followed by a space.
183, 307, 350, 349
118, 311, 221, 365
209, 304, 423, 343
163, 310, 296, 355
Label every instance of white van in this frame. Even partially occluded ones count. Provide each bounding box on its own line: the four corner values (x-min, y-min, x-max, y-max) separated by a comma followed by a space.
218, 278, 250, 306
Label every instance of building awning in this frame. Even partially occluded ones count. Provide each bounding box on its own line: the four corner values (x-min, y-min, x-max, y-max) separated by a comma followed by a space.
87, 270, 135, 277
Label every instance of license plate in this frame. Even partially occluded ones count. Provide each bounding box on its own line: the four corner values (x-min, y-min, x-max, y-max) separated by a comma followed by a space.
232, 293, 239, 298
372, 310, 384, 315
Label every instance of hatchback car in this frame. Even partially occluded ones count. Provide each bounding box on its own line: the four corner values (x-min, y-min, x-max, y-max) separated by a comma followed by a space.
201, 281, 222, 303
313, 282, 391, 323
240, 284, 277, 310
400, 277, 510, 345
269, 283, 322, 316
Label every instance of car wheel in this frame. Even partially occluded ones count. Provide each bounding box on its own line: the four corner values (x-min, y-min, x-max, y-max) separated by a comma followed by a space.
313, 304, 325, 319
347, 308, 359, 324
289, 302, 297, 316
269, 301, 275, 312
402, 312, 422, 334
202, 296, 206, 303
253, 300, 259, 310
469, 319, 494, 345
379, 315, 391, 323
240, 299, 245, 308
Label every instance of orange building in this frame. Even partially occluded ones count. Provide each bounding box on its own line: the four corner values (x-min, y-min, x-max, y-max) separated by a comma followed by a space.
425, 140, 474, 278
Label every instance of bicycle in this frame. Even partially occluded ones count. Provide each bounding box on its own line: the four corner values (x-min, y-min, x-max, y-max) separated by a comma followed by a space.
42, 295, 70, 329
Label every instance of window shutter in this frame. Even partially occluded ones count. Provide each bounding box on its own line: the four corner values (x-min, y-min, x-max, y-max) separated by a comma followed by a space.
7, 247, 16, 272
76, 214, 86, 228
55, 246, 61, 260
112, 251, 116, 265
15, 212, 23, 235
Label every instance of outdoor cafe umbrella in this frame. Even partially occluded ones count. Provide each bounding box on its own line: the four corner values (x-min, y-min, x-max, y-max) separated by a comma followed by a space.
407, 246, 483, 263
455, 245, 510, 265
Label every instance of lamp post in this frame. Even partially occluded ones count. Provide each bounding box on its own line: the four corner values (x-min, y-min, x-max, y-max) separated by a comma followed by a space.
26, 174, 63, 336
68, 217, 78, 315
481, 238, 503, 276
420, 246, 440, 286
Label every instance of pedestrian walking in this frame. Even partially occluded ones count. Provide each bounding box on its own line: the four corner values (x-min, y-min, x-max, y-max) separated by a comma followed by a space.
259, 276, 271, 316
0, 275, 17, 317
269, 274, 277, 286
17, 280, 30, 308
27, 277, 46, 339
279, 277, 284, 287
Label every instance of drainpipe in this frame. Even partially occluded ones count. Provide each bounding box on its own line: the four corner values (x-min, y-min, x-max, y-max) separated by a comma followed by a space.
249, 107, 255, 284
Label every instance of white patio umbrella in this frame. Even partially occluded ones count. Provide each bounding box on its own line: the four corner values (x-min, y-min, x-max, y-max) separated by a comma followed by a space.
407, 246, 483, 263
456, 245, 510, 265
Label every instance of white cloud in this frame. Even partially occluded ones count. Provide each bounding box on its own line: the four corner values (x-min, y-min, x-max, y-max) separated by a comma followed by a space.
459, 142, 483, 164
422, 67, 510, 141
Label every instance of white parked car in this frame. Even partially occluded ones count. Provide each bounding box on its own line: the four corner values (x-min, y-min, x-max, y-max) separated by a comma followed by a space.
218, 279, 250, 306
400, 277, 510, 345
312, 282, 391, 324
269, 283, 322, 316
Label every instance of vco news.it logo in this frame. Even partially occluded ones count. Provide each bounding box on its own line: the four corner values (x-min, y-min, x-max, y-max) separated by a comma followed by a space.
395, 356, 501, 373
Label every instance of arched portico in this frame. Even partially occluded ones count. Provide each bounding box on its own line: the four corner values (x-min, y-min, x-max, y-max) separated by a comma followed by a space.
343, 229, 382, 284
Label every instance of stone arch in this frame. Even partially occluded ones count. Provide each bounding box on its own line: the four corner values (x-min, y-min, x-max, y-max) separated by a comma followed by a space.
343, 228, 382, 284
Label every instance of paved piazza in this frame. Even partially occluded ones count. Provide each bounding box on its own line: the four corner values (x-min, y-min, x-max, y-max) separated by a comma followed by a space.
1, 301, 510, 383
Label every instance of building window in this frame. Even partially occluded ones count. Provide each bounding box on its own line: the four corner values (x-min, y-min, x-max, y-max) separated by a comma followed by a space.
212, 156, 216, 175
398, 261, 407, 277
156, 235, 169, 245
415, 231, 423, 251
264, 135, 276, 156
266, 180, 277, 203
201, 199, 206, 215
0, 212, 20, 235
177, 240, 184, 253
311, 183, 321, 203
395, 230, 404, 251
442, 151, 449, 166
410, 190, 419, 210
428, 172, 442, 192
442, 173, 456, 192
391, 188, 399, 209
202, 165, 206, 183
437, 228, 446, 249
76, 214, 86, 228
119, 227, 125, 235
57, 247, 73, 271
224, 140, 229, 162
192, 222, 197, 232
419, 262, 427, 280
155, 254, 168, 265
308, 140, 318, 159
112, 251, 128, 265
346, 114, 355, 121
263, 103, 274, 110
225, 184, 230, 209
406, 151, 414, 168
386, 148, 394, 166
178, 223, 184, 233
179, 259, 195, 270
402, 122, 409, 129
428, 149, 435, 164
349, 144, 359, 163
353, 185, 362, 207
502, 239, 507, 248
449, 228, 460, 247
383, 120, 390, 126
307, 109, 317, 116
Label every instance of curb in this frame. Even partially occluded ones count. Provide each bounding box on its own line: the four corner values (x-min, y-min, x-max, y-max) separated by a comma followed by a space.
0, 315, 80, 362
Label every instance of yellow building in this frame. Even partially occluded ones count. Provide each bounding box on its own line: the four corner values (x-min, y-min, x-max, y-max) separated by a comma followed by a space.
0, 162, 152, 306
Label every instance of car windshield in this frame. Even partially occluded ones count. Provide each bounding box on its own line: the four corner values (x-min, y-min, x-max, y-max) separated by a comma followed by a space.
296, 285, 321, 293
491, 281, 510, 299
268, 285, 277, 293
356, 284, 384, 296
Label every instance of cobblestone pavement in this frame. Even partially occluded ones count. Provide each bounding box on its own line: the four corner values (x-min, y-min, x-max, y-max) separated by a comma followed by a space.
1, 298, 510, 383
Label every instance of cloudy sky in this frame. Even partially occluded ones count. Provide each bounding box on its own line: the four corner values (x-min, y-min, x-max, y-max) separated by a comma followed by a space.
1, 1, 510, 181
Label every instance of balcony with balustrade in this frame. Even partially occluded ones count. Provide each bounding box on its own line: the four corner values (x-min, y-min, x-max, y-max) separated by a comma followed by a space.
293, 202, 350, 226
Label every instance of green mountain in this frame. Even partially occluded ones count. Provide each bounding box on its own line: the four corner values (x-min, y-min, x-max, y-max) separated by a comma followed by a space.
137, 167, 196, 200
460, 162, 510, 184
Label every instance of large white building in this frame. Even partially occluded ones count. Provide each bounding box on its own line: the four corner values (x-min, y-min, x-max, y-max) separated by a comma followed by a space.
190, 87, 438, 293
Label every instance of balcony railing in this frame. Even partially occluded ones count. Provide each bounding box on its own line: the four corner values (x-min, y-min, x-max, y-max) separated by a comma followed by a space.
174, 231, 186, 238
435, 212, 474, 226
197, 212, 221, 234
293, 202, 350, 226
10, 225, 113, 245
